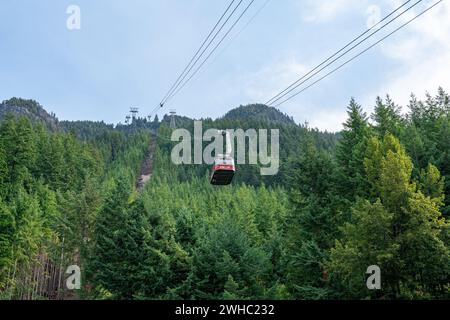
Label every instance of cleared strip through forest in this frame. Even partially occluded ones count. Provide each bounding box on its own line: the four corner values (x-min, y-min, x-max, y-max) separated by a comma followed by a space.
136, 134, 156, 192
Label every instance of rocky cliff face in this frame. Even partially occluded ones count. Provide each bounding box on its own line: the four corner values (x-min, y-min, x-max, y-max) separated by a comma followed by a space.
0, 98, 59, 130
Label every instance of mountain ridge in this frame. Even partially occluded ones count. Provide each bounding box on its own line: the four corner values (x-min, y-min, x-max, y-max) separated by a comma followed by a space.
220, 103, 296, 125
0, 97, 59, 130
1, 98, 298, 128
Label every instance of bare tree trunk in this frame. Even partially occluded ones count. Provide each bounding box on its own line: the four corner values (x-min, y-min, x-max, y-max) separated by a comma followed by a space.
33, 254, 44, 300
21, 267, 26, 300
51, 263, 57, 299
22, 265, 27, 300
40, 257, 49, 298
5, 263, 13, 300
57, 237, 65, 300
31, 259, 38, 300
51, 262, 58, 299
28, 262, 34, 300
12, 260, 19, 300
11, 258, 18, 300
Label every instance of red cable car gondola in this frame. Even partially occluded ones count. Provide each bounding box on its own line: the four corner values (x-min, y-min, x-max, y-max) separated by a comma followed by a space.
210, 130, 235, 185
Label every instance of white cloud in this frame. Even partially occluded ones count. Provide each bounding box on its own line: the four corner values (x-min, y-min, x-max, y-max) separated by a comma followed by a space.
375, 0, 450, 106
284, 102, 348, 132
233, 0, 450, 133
239, 53, 350, 132
297, 0, 368, 23
240, 53, 309, 102
308, 109, 348, 132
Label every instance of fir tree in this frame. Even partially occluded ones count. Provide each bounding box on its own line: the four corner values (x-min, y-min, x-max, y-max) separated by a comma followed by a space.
330, 134, 450, 298
336, 98, 372, 201
372, 95, 403, 137
88, 176, 132, 298
0, 199, 15, 289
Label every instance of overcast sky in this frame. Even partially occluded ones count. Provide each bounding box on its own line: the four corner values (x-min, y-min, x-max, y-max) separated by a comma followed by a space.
0, 0, 449, 131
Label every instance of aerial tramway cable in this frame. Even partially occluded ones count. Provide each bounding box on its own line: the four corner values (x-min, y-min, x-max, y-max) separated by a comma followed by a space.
169, 0, 272, 96
160, 0, 238, 105
265, 0, 422, 106
164, 0, 257, 105
161, 0, 246, 107
272, 0, 444, 107
149, 0, 243, 119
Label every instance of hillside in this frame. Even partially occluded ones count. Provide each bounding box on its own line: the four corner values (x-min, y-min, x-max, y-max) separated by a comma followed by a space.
0, 98, 59, 130
0, 100, 297, 133
0, 89, 450, 301
0, 99, 339, 187
221, 104, 296, 125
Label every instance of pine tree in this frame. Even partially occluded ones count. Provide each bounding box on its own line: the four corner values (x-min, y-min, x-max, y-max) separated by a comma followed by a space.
222, 275, 244, 299
112, 198, 148, 299
284, 131, 342, 299
0, 116, 36, 193
88, 175, 132, 298
140, 204, 190, 299
10, 189, 46, 299
0, 199, 15, 290
0, 143, 8, 199
419, 163, 445, 205
372, 95, 403, 137
188, 217, 270, 299
336, 98, 372, 201
287, 132, 342, 248
330, 134, 450, 299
